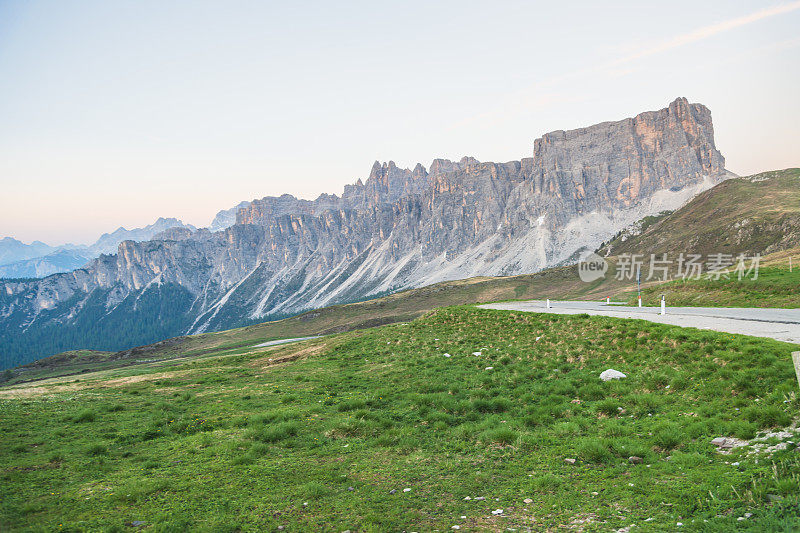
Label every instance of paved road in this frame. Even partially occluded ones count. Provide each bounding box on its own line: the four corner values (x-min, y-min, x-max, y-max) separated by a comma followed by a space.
478, 300, 800, 345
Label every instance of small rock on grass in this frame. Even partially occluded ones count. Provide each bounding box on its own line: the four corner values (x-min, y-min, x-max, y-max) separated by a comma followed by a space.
628, 456, 643, 464
564, 458, 576, 464
403, 488, 411, 492
492, 509, 503, 515
599, 369, 626, 381
523, 498, 533, 504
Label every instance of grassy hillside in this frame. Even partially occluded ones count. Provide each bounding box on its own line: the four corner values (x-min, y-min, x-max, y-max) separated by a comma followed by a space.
632, 261, 800, 308
1, 307, 799, 531
3, 264, 639, 384
600, 168, 800, 257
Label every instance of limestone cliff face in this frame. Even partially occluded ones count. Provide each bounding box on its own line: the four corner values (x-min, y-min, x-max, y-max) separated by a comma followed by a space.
530, 97, 723, 207
0, 98, 728, 359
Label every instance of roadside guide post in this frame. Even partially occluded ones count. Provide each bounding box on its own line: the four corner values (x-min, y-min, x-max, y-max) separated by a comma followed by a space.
637, 266, 642, 307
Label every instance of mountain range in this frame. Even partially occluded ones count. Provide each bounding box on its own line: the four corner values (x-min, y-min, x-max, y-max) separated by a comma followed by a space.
0, 211, 250, 279
0, 97, 730, 367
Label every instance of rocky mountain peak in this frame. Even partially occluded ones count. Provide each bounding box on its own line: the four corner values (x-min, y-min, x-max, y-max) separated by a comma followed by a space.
0, 98, 730, 363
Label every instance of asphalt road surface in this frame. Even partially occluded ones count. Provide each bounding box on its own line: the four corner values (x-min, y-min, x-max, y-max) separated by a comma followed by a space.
478, 300, 800, 345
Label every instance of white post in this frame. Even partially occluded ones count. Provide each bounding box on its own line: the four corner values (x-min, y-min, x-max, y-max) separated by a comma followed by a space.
606, 297, 610, 304
638, 296, 642, 308
546, 298, 551, 309
660, 295, 665, 315
793, 352, 800, 390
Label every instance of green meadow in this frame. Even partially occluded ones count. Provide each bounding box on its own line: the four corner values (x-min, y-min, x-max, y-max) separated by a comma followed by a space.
1, 307, 799, 531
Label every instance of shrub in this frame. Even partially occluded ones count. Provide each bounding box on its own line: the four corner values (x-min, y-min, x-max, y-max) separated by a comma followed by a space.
471, 398, 509, 413
47, 452, 64, 462
281, 394, 298, 405
669, 376, 690, 391
231, 453, 255, 465
112, 479, 171, 503
579, 383, 604, 401
603, 420, 632, 437
481, 427, 517, 446
631, 393, 663, 415
73, 409, 96, 423
531, 473, 562, 490
653, 422, 683, 450
302, 481, 331, 499
249, 422, 299, 443
596, 398, 621, 417
85, 444, 108, 456
645, 373, 670, 390
744, 404, 791, 429
609, 438, 649, 459
730, 420, 758, 440
577, 438, 611, 463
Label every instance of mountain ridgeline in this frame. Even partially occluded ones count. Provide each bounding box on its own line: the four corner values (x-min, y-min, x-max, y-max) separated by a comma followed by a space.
0, 217, 195, 279
0, 98, 728, 367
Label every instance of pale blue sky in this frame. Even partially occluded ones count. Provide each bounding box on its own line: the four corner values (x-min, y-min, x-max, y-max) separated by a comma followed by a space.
1, 0, 799, 244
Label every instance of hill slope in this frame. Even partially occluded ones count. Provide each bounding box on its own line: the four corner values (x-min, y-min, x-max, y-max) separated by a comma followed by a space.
595, 168, 800, 308
600, 168, 800, 257
1, 264, 637, 377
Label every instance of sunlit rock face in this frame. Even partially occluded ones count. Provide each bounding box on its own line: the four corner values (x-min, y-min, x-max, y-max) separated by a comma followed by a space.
0, 98, 728, 359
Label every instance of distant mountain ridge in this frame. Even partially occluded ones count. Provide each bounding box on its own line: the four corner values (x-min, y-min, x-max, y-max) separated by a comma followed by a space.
0, 97, 730, 367
0, 218, 194, 279
0, 237, 57, 265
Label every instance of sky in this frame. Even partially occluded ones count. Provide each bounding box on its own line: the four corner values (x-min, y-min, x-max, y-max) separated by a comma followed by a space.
1, 0, 798, 245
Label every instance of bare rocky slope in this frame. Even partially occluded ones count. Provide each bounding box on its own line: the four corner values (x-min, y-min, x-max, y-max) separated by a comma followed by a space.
0, 97, 729, 367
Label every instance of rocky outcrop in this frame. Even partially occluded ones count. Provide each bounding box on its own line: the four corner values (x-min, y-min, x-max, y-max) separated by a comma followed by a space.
0, 98, 728, 365
208, 201, 251, 232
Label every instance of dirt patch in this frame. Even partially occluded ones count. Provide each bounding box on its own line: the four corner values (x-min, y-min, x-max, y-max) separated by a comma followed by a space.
248, 341, 329, 370
0, 369, 196, 399
99, 369, 195, 388
0, 382, 85, 399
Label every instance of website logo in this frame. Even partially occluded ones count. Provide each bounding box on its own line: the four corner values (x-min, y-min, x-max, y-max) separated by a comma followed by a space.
578, 252, 609, 282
